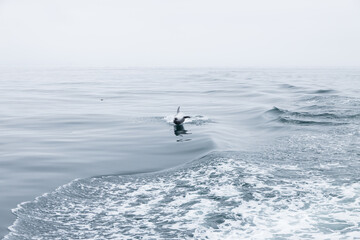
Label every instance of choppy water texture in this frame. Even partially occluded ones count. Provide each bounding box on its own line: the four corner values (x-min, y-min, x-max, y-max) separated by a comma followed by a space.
1, 68, 360, 239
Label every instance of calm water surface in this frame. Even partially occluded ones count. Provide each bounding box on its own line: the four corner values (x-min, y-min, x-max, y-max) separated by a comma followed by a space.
0, 68, 359, 239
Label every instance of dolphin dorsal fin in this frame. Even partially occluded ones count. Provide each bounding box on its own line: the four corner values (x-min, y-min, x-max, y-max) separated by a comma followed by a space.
177, 106, 180, 113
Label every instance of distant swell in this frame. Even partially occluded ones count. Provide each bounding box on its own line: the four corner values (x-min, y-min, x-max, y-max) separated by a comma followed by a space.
265, 106, 360, 126
312, 89, 337, 94
276, 117, 345, 126
268, 106, 360, 120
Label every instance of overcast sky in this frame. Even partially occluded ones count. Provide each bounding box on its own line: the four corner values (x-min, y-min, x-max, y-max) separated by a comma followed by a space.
0, 0, 359, 67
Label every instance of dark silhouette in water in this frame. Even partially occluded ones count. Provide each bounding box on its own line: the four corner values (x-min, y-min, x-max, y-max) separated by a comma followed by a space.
173, 106, 190, 125
174, 124, 189, 136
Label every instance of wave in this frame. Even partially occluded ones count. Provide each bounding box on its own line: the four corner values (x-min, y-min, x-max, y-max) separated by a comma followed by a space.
311, 89, 337, 94
276, 117, 346, 126
278, 83, 300, 89
269, 107, 360, 120
5, 146, 360, 239
265, 106, 359, 126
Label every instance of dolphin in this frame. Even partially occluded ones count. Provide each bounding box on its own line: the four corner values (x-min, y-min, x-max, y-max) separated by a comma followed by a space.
173, 106, 190, 125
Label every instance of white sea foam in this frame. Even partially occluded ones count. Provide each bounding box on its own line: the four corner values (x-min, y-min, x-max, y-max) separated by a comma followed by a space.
5, 149, 360, 240
163, 115, 212, 125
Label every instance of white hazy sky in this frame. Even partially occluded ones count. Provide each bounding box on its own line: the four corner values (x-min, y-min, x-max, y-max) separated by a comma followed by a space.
0, 0, 359, 67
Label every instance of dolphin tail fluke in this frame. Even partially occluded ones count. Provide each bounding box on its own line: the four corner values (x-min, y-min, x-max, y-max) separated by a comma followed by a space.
177, 106, 180, 113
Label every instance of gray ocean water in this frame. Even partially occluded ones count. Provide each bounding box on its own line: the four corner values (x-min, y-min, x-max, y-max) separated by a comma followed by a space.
0, 68, 359, 239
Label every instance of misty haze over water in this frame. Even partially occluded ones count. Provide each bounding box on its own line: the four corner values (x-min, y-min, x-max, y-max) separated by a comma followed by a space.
1, 0, 360, 239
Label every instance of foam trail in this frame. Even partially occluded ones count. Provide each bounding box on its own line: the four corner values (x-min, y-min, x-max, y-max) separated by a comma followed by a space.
5, 149, 360, 240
